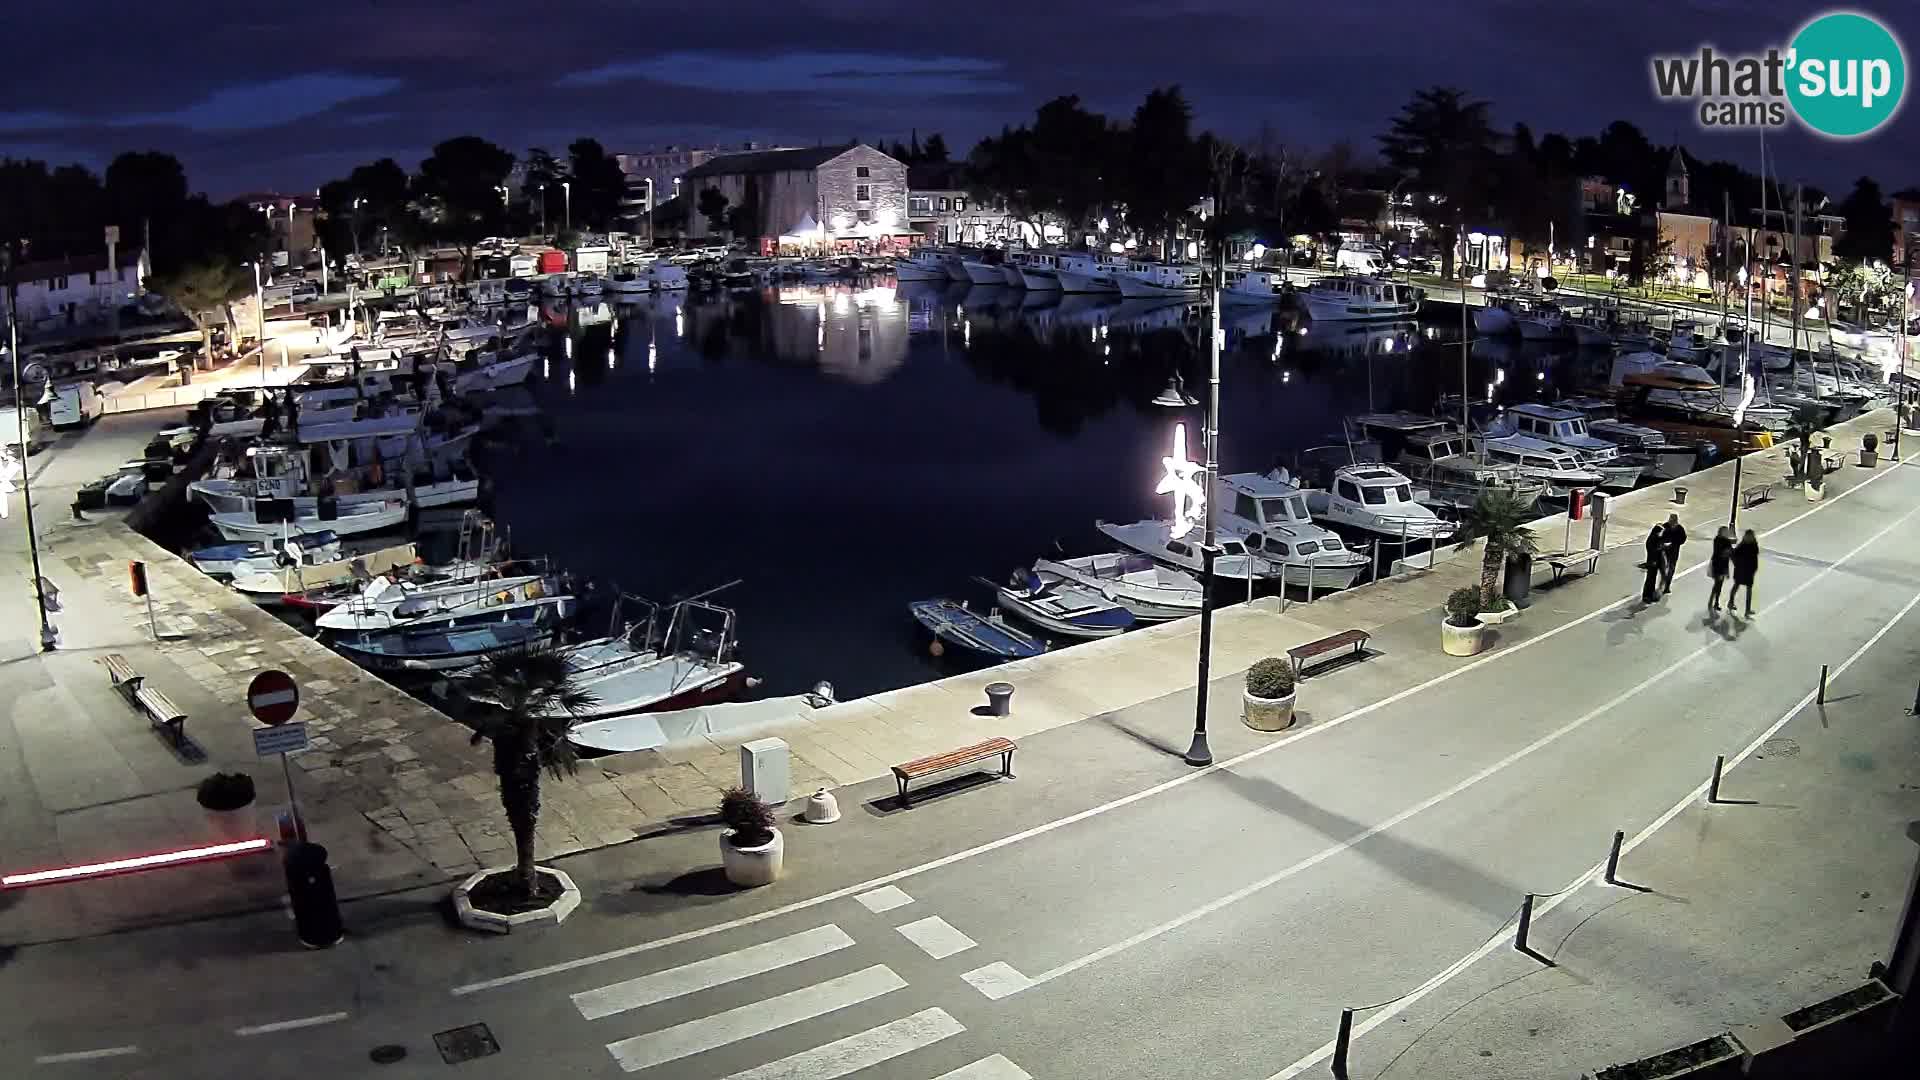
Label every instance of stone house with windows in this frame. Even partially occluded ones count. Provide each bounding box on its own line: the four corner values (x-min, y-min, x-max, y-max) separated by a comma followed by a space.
1, 249, 151, 330
680, 144, 912, 251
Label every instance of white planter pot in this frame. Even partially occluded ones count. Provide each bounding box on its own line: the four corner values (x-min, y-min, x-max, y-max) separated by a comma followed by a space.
721, 827, 785, 887
1806, 483, 1825, 502
1441, 617, 1488, 656
1242, 688, 1297, 732
1477, 601, 1520, 626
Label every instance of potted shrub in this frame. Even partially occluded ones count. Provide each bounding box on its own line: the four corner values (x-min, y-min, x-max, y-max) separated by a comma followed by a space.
1242, 657, 1297, 732
1861, 431, 1878, 467
1441, 586, 1488, 656
719, 787, 783, 887
197, 771, 257, 843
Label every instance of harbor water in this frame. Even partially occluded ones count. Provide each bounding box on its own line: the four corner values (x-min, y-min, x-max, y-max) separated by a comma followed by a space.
485, 280, 1610, 700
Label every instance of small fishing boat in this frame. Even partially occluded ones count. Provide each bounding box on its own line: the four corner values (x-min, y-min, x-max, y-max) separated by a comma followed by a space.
314, 572, 553, 633
993, 570, 1135, 639
231, 543, 420, 604
1298, 275, 1422, 321
332, 603, 567, 672
909, 599, 1045, 660
1096, 520, 1288, 583
189, 530, 340, 577
209, 499, 408, 541
1031, 553, 1202, 622
607, 268, 652, 295
1301, 463, 1459, 542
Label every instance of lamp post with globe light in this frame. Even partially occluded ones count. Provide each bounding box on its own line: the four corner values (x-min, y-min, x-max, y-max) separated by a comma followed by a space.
0, 247, 56, 650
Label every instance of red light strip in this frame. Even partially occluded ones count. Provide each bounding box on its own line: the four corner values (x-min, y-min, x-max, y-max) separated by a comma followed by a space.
1, 838, 271, 888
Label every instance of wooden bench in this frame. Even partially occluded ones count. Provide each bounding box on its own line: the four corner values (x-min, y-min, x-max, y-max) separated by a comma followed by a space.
1542, 548, 1602, 585
1741, 482, 1776, 510
1287, 629, 1370, 678
893, 738, 1016, 807
103, 653, 143, 696
134, 686, 188, 747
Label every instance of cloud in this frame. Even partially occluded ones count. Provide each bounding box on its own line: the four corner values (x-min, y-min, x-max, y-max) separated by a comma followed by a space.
0, 111, 72, 133
561, 51, 1014, 95
118, 73, 403, 132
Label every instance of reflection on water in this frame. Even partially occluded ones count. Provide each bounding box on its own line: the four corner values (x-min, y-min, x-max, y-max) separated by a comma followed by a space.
494, 280, 1599, 699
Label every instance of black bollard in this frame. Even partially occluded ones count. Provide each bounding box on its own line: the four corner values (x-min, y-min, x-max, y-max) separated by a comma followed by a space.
284, 842, 344, 948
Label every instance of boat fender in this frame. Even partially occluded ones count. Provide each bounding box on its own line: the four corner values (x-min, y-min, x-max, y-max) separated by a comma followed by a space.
929, 639, 945, 658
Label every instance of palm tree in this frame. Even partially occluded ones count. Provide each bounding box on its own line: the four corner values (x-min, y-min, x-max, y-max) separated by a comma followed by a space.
1457, 490, 1540, 608
459, 647, 599, 898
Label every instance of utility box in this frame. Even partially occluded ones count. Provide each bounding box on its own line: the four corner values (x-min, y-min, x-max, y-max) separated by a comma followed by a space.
1588, 491, 1610, 551
740, 738, 791, 806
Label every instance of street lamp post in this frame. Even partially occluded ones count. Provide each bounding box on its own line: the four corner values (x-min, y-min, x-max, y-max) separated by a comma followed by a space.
536, 185, 547, 237
1186, 234, 1227, 768
246, 261, 266, 385
351, 197, 365, 260
562, 182, 572, 234
1, 252, 56, 650
644, 178, 655, 249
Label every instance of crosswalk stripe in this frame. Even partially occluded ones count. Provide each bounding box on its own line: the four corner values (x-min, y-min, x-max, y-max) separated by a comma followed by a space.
854, 885, 914, 913
895, 915, 976, 960
718, 1008, 963, 1080
574, 925, 856, 1021
933, 1055, 1035, 1080
606, 964, 906, 1073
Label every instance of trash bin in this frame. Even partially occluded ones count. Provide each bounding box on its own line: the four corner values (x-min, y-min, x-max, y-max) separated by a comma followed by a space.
1673, 485, 1688, 506
284, 842, 344, 949
1502, 553, 1532, 609
984, 682, 1015, 717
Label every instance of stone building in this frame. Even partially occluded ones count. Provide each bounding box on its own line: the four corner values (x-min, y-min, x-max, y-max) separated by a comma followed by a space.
680, 144, 914, 252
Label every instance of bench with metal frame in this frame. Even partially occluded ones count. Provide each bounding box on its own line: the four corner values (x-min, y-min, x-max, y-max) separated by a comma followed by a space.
892, 738, 1016, 807
1541, 548, 1602, 585
1741, 482, 1776, 510
102, 653, 187, 746
1287, 629, 1370, 678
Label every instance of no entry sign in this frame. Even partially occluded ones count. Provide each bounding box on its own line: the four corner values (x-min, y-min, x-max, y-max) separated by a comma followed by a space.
247, 670, 300, 726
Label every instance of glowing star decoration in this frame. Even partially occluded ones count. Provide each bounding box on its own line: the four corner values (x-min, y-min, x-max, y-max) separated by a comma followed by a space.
1158, 423, 1206, 540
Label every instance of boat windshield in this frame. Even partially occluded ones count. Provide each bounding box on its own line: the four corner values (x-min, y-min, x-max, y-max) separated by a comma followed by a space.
1260, 496, 1307, 522
1361, 486, 1386, 505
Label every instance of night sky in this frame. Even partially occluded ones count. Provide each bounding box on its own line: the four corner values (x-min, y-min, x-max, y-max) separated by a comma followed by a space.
2, 1, 1913, 196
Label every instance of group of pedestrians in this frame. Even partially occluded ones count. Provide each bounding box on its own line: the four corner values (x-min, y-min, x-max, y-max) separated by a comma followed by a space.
1641, 513, 1759, 616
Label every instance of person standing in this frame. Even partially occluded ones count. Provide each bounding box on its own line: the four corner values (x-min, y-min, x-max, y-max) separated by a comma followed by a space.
1642, 525, 1664, 604
1707, 526, 1734, 611
1728, 529, 1760, 617
1659, 514, 1688, 595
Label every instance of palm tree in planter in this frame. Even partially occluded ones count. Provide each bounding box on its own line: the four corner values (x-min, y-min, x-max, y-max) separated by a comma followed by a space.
1457, 490, 1539, 613
458, 646, 599, 918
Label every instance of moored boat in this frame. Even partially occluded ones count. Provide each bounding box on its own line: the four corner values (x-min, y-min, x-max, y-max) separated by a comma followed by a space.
993, 570, 1135, 639
1031, 553, 1201, 622
909, 598, 1045, 660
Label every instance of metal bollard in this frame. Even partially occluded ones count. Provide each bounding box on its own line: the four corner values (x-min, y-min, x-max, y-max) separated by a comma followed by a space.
1331, 1008, 1354, 1080
1515, 893, 1535, 954
1604, 829, 1625, 885
1818, 664, 1830, 704
1707, 754, 1726, 804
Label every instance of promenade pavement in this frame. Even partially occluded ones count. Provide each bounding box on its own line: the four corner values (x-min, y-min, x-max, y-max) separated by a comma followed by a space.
0, 406, 1914, 1078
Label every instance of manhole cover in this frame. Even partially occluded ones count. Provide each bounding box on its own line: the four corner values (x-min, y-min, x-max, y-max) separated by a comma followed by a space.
369, 1044, 407, 1065
1757, 738, 1801, 759
434, 1023, 500, 1064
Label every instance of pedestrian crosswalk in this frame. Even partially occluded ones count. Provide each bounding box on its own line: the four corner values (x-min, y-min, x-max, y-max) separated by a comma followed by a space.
566, 903, 1033, 1079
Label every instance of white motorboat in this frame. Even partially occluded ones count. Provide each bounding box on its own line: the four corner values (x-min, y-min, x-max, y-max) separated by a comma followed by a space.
1115, 261, 1202, 299
1015, 251, 1063, 291
447, 346, 537, 393
189, 530, 341, 577
1299, 275, 1422, 321
189, 444, 479, 516
607, 268, 652, 295
1096, 520, 1285, 582
649, 263, 690, 290
1223, 268, 1288, 305
1610, 351, 1792, 431
315, 572, 551, 633
1513, 302, 1569, 341
229, 542, 419, 603
535, 599, 747, 720
997, 263, 1026, 287
1472, 294, 1517, 335
1213, 471, 1370, 590
567, 692, 833, 755
1489, 403, 1645, 490
1553, 397, 1703, 481
1055, 252, 1128, 293
1302, 464, 1458, 542
1032, 553, 1201, 622
960, 256, 1007, 285
210, 498, 409, 542
893, 247, 953, 282
994, 569, 1135, 639
1469, 433, 1607, 498
1347, 413, 1547, 512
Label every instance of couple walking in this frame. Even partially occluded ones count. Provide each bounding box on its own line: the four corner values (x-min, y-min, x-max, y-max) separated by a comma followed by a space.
1640, 515, 1760, 614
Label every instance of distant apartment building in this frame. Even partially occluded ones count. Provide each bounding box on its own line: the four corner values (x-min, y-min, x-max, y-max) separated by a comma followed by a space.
906, 164, 1010, 244
680, 144, 914, 252
244, 194, 321, 269
0, 248, 151, 330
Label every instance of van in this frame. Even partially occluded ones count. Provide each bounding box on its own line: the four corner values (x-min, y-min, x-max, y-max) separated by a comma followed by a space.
1335, 245, 1387, 275
47, 383, 103, 428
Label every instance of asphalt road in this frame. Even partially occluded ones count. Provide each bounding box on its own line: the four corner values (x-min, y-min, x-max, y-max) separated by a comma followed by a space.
6, 457, 1920, 1080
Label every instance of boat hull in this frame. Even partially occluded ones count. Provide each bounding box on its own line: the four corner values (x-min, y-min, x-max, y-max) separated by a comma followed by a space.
1115, 274, 1201, 300
1301, 295, 1419, 321
998, 265, 1026, 287
211, 505, 407, 541
962, 261, 1006, 285
1019, 267, 1062, 291
191, 476, 480, 516
1473, 307, 1514, 335
894, 261, 949, 282
1055, 269, 1119, 294
993, 589, 1133, 639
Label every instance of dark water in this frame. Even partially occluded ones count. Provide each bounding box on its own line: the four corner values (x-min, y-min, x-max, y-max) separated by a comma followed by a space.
483, 280, 1601, 699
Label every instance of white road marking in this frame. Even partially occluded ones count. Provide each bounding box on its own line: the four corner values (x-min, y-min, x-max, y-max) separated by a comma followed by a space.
233, 1011, 350, 1036
574, 925, 855, 1020
34, 1047, 139, 1064
719, 1007, 963, 1080
854, 885, 914, 913
605, 964, 906, 1073
960, 961, 1033, 1000
1006, 494, 1920, 993
451, 448, 1913, 998
1265, 580, 1920, 1080
934, 1055, 1036, 1080
896, 915, 977, 960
